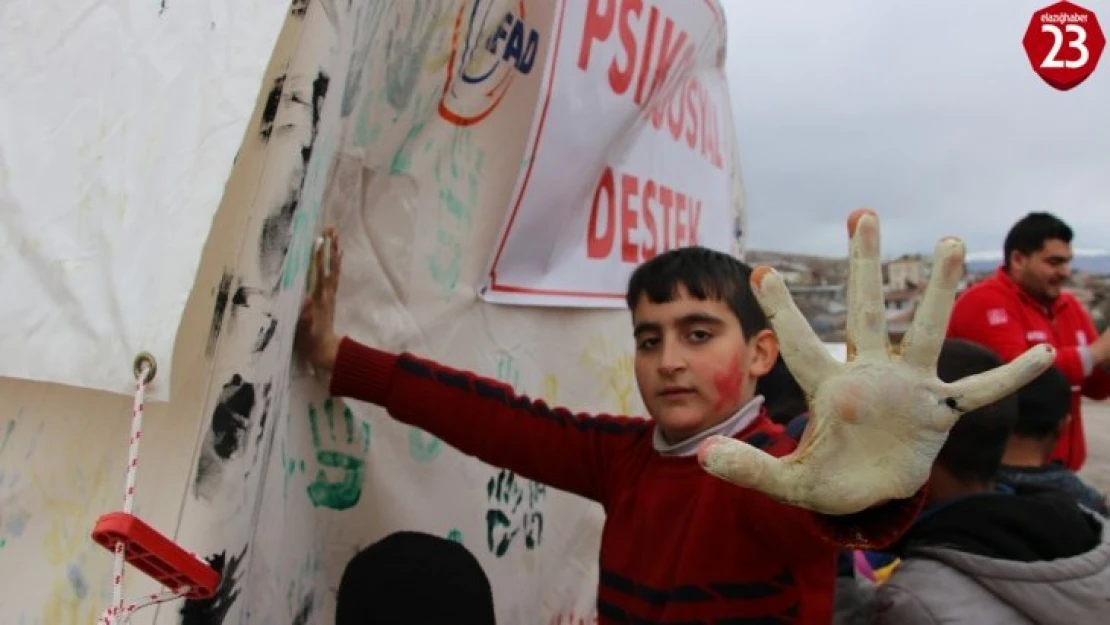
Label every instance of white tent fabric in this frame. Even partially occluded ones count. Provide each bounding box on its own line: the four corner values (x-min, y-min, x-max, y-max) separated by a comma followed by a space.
0, 1, 743, 623
0, 0, 293, 401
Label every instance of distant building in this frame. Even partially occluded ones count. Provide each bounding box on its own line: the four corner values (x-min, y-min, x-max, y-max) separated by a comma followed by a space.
887, 255, 928, 291
774, 261, 815, 286
787, 284, 846, 314
1065, 286, 1095, 309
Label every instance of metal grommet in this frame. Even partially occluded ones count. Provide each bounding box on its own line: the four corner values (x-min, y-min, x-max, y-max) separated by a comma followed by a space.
133, 352, 157, 385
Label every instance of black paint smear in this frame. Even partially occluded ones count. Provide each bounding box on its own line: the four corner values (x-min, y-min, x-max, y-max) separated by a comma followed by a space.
230, 282, 266, 315
210, 375, 255, 460
194, 375, 256, 496
257, 70, 331, 293
259, 74, 286, 141
258, 195, 298, 290
159, 1, 167, 16
231, 287, 249, 309
206, 271, 234, 358
254, 382, 273, 450
291, 592, 314, 625
251, 315, 278, 355
180, 545, 248, 625
291, 0, 309, 17
309, 73, 330, 136
290, 71, 331, 166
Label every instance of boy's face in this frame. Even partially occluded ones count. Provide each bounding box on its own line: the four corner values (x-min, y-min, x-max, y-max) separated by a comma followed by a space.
631, 286, 777, 442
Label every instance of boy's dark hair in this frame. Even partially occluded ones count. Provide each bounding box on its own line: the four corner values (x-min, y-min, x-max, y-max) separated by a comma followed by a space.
934, 339, 1019, 483
626, 246, 769, 339
1014, 365, 1072, 439
1003, 212, 1073, 267
336, 531, 496, 625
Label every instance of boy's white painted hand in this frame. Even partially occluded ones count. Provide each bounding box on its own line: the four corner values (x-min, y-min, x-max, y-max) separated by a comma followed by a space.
697, 209, 1054, 515
295, 227, 343, 371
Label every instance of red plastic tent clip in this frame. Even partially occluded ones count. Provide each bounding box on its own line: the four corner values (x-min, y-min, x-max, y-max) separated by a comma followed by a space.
92, 512, 219, 600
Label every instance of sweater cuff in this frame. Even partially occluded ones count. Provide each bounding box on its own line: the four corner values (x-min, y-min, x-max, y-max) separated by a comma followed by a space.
328, 336, 399, 406
811, 486, 928, 550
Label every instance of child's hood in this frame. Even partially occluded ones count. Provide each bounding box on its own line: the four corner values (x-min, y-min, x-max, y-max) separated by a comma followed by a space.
903, 486, 1110, 624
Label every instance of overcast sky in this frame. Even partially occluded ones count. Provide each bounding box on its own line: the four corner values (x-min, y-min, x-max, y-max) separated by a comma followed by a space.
722, 0, 1109, 258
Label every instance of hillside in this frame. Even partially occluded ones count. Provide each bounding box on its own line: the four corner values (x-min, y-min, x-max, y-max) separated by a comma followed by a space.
965, 249, 1110, 275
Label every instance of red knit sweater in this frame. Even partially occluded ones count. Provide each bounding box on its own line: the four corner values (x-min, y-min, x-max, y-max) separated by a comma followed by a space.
331, 338, 924, 624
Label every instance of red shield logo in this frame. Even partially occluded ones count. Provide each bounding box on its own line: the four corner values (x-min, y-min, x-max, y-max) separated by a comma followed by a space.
1023, 1, 1105, 91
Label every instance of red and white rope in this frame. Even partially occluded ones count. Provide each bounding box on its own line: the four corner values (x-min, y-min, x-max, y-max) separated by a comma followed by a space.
95, 361, 192, 624
97, 587, 192, 624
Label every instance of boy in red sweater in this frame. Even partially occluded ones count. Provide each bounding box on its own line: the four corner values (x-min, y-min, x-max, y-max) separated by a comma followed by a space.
296, 210, 1052, 624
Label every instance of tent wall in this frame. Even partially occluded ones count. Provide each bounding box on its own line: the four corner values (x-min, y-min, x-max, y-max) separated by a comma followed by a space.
0, 1, 740, 623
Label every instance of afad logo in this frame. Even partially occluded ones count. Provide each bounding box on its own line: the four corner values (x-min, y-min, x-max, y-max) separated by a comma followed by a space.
439, 0, 540, 127
1023, 1, 1105, 90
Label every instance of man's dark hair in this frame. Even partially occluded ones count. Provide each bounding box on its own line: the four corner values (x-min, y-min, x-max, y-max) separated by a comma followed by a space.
1014, 365, 1071, 440
934, 339, 1019, 483
625, 246, 769, 339
1003, 212, 1073, 267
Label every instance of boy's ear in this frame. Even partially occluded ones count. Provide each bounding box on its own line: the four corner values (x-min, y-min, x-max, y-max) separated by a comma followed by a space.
747, 328, 779, 378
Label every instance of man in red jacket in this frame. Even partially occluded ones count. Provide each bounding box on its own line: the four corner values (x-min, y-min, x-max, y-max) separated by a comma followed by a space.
948, 212, 1110, 470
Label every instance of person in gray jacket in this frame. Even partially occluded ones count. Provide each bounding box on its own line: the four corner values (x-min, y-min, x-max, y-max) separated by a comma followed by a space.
869, 339, 1110, 625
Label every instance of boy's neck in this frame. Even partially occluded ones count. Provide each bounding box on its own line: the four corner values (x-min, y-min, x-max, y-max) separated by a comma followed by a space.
1001, 436, 1055, 468
653, 397, 765, 457
927, 469, 995, 506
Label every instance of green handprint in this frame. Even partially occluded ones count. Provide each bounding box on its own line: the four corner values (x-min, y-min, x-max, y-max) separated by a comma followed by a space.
485, 469, 547, 557
408, 426, 442, 462
352, 1, 446, 147
340, 1, 388, 118
390, 91, 439, 176
307, 397, 371, 511
496, 355, 522, 390
426, 127, 483, 293
280, 411, 307, 501
384, 0, 442, 112
483, 356, 545, 557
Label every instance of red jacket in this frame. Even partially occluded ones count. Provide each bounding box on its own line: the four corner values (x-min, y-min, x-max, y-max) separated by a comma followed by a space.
331, 338, 923, 624
947, 268, 1110, 469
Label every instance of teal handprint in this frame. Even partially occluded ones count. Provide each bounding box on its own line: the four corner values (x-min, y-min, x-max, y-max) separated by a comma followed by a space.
307, 397, 371, 511
496, 355, 522, 390
408, 426, 442, 462
426, 127, 483, 293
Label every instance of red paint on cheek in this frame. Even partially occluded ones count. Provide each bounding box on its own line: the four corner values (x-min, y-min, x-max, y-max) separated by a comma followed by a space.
712, 354, 745, 412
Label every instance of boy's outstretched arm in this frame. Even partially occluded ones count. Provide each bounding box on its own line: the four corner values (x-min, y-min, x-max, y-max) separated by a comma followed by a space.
697, 209, 1056, 516
295, 230, 645, 505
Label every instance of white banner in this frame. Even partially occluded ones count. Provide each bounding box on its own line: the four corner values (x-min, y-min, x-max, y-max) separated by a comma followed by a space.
0, 1, 290, 400
479, 0, 737, 308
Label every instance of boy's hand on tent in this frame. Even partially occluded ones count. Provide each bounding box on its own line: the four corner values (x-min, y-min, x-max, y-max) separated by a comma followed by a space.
295, 227, 343, 371
697, 209, 1054, 515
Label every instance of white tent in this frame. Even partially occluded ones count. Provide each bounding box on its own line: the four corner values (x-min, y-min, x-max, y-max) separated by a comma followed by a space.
0, 1, 742, 622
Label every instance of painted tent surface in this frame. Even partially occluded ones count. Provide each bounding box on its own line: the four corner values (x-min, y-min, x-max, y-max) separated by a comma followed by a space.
0, 1, 741, 623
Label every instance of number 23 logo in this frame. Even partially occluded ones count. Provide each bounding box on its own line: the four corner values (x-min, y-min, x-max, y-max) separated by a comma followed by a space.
1022, 2, 1105, 91
1040, 23, 1090, 68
